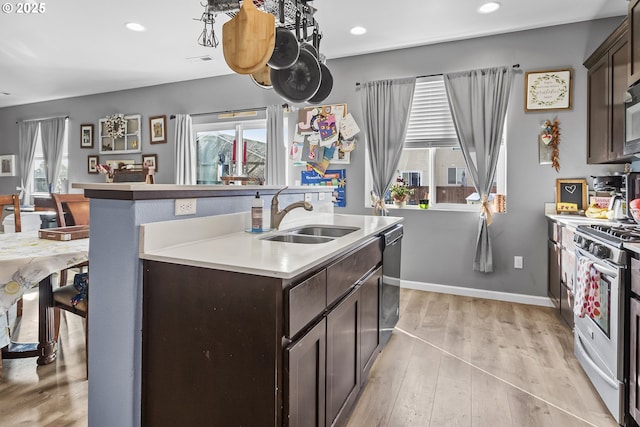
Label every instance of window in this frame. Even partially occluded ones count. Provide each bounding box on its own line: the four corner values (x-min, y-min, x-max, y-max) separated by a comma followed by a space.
32, 120, 69, 196
194, 119, 267, 184
367, 76, 507, 210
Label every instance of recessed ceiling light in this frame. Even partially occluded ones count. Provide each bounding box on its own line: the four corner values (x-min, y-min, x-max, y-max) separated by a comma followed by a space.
125, 22, 146, 32
350, 26, 367, 36
477, 2, 501, 14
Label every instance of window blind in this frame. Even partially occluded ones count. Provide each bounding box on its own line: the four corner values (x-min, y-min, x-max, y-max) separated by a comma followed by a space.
404, 76, 459, 148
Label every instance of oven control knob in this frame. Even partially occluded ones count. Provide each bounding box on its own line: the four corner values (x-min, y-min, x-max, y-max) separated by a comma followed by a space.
592, 244, 610, 259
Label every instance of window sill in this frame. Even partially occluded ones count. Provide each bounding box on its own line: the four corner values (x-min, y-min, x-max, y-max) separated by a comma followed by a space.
383, 203, 505, 213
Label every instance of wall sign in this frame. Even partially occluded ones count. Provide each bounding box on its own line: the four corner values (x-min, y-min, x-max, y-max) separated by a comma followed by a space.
555, 178, 587, 214
525, 69, 573, 111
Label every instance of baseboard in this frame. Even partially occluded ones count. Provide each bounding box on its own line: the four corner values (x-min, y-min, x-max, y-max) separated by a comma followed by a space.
401, 280, 555, 307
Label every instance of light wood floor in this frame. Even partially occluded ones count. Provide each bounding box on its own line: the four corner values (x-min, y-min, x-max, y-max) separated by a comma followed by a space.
347, 289, 618, 427
0, 289, 618, 427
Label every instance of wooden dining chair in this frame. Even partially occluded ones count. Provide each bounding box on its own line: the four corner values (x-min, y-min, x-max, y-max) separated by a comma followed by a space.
0, 193, 21, 232
51, 193, 90, 375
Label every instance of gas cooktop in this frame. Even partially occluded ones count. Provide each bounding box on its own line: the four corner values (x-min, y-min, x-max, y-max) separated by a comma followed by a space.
577, 223, 640, 246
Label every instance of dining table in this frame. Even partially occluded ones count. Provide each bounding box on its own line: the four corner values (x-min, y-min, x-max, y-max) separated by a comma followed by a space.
0, 231, 88, 365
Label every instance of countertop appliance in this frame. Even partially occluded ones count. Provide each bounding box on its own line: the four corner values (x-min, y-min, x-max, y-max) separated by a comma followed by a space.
380, 224, 402, 347
625, 83, 640, 156
626, 172, 640, 219
573, 224, 632, 425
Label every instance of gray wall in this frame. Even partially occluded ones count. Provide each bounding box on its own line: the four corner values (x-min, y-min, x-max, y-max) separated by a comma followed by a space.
0, 17, 626, 298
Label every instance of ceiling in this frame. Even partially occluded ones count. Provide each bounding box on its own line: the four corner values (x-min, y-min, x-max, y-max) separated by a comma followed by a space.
0, 0, 629, 109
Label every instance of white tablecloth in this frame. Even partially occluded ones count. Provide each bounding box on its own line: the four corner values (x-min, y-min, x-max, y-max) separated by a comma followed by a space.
0, 232, 89, 347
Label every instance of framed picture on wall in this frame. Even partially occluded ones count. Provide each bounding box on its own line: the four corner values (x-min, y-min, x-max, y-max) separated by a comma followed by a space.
0, 155, 16, 177
88, 155, 99, 174
142, 153, 158, 172
149, 115, 167, 144
525, 69, 573, 111
81, 124, 94, 148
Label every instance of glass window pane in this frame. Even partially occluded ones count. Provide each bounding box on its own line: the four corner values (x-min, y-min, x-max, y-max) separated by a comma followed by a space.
196, 129, 235, 184
241, 127, 266, 181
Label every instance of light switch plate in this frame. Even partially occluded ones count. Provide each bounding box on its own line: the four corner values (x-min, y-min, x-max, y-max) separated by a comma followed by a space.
514, 256, 523, 269
305, 193, 312, 202
318, 192, 325, 201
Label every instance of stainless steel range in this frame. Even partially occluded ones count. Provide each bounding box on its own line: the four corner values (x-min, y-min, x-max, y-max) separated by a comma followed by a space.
573, 224, 632, 425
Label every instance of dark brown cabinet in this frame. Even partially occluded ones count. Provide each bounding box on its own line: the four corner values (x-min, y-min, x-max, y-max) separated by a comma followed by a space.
548, 220, 561, 309
326, 287, 361, 427
286, 318, 327, 427
585, 19, 630, 164
630, 296, 640, 424
630, 0, 640, 86
142, 236, 384, 427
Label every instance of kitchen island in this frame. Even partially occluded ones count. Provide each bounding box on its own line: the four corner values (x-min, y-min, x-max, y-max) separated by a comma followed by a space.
73, 183, 401, 427
139, 212, 402, 426
72, 184, 339, 427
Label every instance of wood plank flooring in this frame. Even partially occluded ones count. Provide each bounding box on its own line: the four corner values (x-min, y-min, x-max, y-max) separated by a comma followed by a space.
0, 289, 618, 427
347, 289, 618, 427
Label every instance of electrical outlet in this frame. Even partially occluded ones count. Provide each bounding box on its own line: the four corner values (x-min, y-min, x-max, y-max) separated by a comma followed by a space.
514, 256, 523, 269
318, 192, 325, 201
305, 193, 313, 202
175, 198, 196, 216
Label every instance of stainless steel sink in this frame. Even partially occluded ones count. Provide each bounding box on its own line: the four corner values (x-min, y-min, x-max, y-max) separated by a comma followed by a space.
287, 225, 360, 238
260, 234, 335, 244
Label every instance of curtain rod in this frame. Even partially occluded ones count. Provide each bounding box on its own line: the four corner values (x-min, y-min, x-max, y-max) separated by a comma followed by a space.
354, 64, 521, 87
16, 115, 69, 124
170, 103, 289, 120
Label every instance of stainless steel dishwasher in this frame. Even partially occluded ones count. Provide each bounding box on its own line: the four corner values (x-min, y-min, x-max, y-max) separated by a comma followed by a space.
380, 224, 403, 347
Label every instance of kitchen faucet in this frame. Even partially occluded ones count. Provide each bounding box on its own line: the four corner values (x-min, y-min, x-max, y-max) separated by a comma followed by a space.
270, 186, 313, 230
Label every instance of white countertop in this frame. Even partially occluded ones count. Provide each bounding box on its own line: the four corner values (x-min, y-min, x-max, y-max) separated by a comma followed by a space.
139, 212, 402, 279
546, 214, 623, 231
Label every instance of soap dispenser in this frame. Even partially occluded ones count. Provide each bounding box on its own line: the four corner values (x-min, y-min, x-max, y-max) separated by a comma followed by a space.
251, 192, 263, 232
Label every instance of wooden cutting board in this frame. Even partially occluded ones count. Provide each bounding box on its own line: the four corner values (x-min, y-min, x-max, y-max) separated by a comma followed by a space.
223, 0, 275, 75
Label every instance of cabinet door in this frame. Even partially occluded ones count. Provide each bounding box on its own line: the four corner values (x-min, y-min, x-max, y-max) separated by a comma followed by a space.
548, 240, 561, 308
630, 297, 640, 424
630, 0, 640, 85
587, 54, 610, 164
360, 267, 381, 383
610, 36, 630, 161
286, 318, 326, 427
326, 288, 361, 427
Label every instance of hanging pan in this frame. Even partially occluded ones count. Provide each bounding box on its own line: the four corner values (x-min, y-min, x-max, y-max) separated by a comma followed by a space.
222, 0, 275, 75
270, 47, 321, 103
251, 64, 273, 89
268, 27, 299, 70
307, 28, 332, 104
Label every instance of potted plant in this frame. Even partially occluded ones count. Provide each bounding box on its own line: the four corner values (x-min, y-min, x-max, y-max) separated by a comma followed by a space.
389, 181, 414, 207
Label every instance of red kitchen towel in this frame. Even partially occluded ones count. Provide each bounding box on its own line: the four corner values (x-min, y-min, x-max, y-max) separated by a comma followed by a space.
574, 257, 602, 319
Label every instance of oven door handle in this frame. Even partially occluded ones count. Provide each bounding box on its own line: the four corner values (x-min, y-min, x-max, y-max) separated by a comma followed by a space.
576, 332, 618, 389
575, 248, 619, 278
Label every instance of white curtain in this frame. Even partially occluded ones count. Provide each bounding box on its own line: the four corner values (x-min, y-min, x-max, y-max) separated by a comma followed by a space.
174, 114, 195, 185
40, 117, 67, 193
265, 105, 285, 185
17, 121, 39, 203
443, 66, 514, 273
360, 78, 416, 215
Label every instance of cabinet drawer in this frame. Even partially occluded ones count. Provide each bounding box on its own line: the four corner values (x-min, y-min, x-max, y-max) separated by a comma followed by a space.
327, 239, 382, 306
631, 257, 640, 296
287, 269, 327, 338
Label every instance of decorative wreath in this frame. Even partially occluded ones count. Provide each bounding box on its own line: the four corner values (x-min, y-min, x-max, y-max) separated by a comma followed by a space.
105, 114, 127, 139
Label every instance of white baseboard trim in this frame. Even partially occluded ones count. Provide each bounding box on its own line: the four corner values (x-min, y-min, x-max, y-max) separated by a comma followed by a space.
401, 280, 555, 308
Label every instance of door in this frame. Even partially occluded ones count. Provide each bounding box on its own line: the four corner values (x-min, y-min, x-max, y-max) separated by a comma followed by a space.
360, 267, 381, 383
631, 297, 640, 424
587, 53, 610, 164
326, 287, 361, 427
286, 318, 326, 427
610, 35, 630, 161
